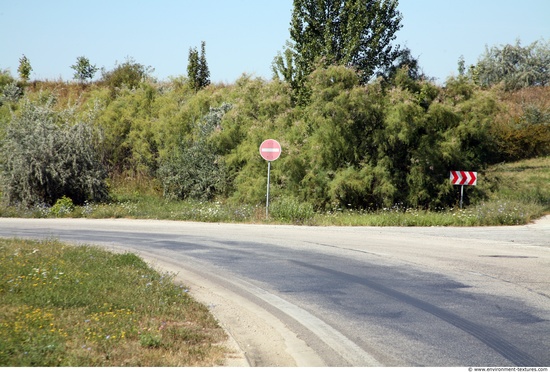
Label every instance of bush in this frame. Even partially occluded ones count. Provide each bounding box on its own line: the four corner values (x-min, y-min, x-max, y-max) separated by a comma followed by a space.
50, 196, 75, 217
492, 103, 550, 161
158, 141, 227, 201
100, 57, 153, 96
158, 104, 231, 201
0, 99, 108, 206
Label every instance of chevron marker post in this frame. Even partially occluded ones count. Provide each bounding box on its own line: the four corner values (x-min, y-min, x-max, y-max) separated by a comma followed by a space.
450, 171, 477, 208
450, 170, 477, 186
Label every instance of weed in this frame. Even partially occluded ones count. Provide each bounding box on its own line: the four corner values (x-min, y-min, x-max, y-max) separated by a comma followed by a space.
269, 197, 315, 224
139, 333, 162, 349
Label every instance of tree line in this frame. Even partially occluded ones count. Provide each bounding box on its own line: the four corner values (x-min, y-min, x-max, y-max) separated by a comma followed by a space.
0, 0, 549, 211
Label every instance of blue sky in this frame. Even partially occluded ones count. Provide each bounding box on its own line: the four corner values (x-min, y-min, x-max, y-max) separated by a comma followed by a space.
1, 0, 549, 85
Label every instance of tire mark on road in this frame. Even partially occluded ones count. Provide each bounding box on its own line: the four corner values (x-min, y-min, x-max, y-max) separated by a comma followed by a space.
291, 260, 541, 367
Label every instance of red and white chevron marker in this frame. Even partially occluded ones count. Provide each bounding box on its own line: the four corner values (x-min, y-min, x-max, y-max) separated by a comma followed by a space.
450, 170, 477, 186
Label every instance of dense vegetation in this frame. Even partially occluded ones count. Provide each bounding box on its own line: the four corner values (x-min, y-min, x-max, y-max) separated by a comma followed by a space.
0, 0, 548, 216
1, 65, 548, 214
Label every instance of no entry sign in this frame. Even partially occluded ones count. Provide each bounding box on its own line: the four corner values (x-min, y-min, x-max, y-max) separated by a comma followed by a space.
259, 139, 282, 162
260, 139, 281, 219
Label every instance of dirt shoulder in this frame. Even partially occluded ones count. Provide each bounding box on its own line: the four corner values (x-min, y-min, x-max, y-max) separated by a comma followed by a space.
128, 249, 326, 367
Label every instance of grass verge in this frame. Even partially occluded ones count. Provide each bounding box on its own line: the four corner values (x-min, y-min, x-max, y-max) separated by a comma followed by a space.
0, 238, 228, 367
0, 157, 548, 226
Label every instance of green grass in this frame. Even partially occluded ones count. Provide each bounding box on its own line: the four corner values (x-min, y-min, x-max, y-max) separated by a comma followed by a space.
0, 238, 228, 367
486, 156, 550, 206
0, 157, 548, 226
315, 199, 546, 226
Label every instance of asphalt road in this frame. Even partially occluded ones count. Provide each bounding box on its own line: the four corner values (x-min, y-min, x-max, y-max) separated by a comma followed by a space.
1, 217, 549, 367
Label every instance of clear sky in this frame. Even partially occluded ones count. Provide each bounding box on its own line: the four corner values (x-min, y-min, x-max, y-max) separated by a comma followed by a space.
1, 0, 549, 85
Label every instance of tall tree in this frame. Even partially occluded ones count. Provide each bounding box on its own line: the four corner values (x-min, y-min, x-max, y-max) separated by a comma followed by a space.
288, 0, 403, 84
187, 47, 200, 91
198, 41, 211, 88
17, 54, 32, 82
187, 41, 210, 91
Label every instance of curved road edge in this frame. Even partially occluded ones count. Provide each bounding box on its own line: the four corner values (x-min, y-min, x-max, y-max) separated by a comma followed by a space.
116, 246, 381, 367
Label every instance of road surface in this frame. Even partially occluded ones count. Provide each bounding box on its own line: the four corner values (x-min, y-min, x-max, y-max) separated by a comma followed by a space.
1, 217, 549, 366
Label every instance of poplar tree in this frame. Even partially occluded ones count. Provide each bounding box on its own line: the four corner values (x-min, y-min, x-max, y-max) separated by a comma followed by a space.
198, 41, 211, 88
284, 0, 403, 85
187, 41, 210, 91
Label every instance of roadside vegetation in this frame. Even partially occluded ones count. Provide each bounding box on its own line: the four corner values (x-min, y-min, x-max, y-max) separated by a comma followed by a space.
1, 68, 548, 226
0, 155, 547, 226
0, 238, 229, 366
1, 3, 549, 225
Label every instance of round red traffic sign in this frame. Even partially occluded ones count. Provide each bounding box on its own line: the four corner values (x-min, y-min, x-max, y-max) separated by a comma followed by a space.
259, 139, 281, 161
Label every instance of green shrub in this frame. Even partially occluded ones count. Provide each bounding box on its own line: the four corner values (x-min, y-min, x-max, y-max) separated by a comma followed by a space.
158, 104, 231, 201
0, 99, 108, 206
139, 333, 163, 349
50, 196, 75, 217
158, 141, 227, 201
100, 57, 152, 93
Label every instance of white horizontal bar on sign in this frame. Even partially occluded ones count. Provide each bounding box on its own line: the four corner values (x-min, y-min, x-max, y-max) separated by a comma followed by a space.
261, 148, 281, 152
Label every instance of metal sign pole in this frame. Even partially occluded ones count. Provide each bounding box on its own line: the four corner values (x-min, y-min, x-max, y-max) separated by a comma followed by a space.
259, 139, 281, 219
451, 170, 477, 209
266, 161, 271, 219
